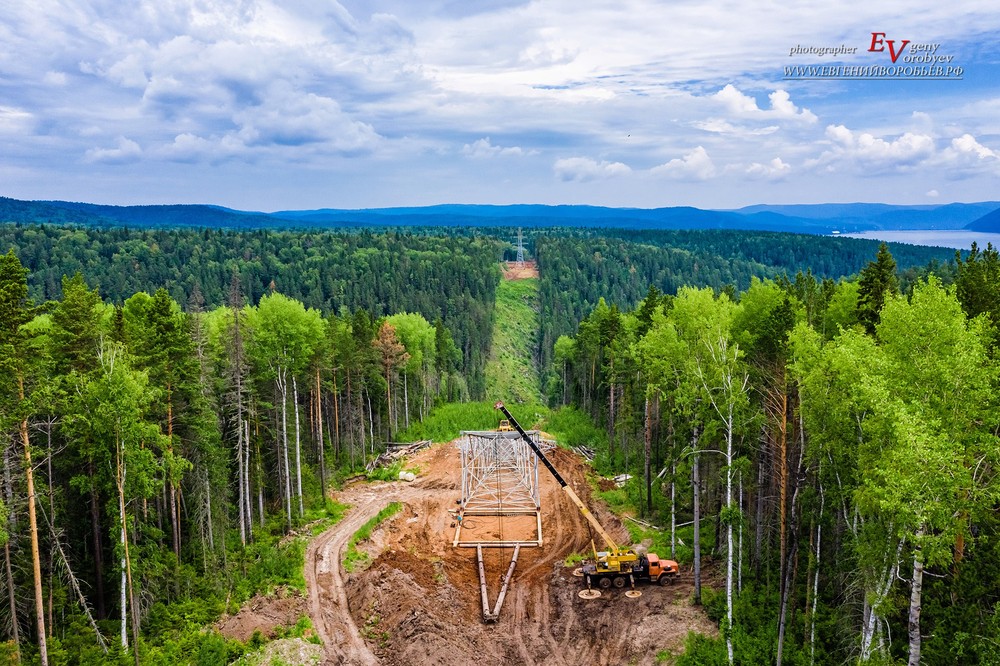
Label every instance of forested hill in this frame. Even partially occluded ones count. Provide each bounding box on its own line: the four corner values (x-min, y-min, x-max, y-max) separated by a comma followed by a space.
534, 229, 957, 369
4, 195, 999, 233
2, 221, 959, 392
0, 223, 501, 396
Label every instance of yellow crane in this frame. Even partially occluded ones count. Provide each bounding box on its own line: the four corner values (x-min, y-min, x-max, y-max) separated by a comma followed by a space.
493, 401, 679, 592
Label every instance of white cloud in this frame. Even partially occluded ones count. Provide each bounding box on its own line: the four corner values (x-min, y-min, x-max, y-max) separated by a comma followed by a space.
43, 71, 67, 86
84, 136, 142, 164
714, 84, 759, 114
768, 90, 817, 123
462, 137, 528, 158
651, 146, 716, 181
712, 85, 816, 123
744, 157, 791, 181
948, 133, 997, 160
809, 125, 935, 173
0, 106, 33, 134
233, 86, 380, 151
936, 133, 1000, 176
554, 156, 631, 182
107, 52, 150, 88
693, 119, 778, 136
926, 189, 940, 197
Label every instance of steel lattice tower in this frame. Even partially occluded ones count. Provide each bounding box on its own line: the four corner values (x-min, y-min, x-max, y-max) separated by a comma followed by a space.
452, 429, 554, 547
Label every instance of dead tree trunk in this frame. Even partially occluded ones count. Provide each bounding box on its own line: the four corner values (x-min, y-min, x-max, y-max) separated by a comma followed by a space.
776, 442, 805, 666
20, 375, 48, 666
293, 375, 303, 517
4, 542, 18, 656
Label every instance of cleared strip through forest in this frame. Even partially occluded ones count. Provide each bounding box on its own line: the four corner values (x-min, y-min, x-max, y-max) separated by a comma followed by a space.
484, 275, 542, 405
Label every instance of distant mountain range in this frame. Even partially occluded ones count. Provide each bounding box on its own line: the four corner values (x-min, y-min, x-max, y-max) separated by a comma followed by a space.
3, 196, 1000, 235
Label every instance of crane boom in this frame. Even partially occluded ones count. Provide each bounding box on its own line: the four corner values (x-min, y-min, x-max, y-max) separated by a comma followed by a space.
493, 401, 621, 553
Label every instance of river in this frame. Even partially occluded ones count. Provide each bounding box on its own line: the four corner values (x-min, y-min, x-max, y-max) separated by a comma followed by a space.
839, 230, 1000, 250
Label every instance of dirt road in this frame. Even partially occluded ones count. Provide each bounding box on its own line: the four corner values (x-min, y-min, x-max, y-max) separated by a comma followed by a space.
305, 480, 443, 665
305, 442, 716, 666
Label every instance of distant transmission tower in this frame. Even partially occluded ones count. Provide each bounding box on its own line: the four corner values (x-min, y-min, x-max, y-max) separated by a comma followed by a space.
515, 227, 525, 268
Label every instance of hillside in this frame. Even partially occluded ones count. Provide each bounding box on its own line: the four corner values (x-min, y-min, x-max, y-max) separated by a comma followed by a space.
484, 271, 543, 405
4, 195, 999, 234
967, 207, 1000, 233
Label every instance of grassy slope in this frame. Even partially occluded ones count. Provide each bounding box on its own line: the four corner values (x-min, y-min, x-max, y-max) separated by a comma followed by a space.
484, 277, 542, 404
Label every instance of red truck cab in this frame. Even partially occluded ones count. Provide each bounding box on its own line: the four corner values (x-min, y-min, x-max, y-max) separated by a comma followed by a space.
645, 553, 681, 583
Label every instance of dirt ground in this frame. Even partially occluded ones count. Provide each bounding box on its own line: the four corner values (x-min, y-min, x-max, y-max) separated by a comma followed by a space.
294, 441, 717, 666
215, 586, 309, 642
501, 260, 539, 280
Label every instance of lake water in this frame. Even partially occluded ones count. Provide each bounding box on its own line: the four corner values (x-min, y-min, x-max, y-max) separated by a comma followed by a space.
839, 230, 1000, 250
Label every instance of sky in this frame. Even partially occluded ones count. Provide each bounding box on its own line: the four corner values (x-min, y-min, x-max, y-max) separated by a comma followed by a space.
2, 0, 999, 211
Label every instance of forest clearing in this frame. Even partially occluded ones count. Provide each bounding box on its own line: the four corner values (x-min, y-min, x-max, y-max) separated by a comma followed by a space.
296, 441, 716, 665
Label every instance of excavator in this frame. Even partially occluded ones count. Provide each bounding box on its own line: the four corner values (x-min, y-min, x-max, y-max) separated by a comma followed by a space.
493, 401, 680, 595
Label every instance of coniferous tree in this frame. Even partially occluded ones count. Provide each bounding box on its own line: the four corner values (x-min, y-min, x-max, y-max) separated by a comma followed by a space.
954, 242, 1000, 343
856, 242, 898, 336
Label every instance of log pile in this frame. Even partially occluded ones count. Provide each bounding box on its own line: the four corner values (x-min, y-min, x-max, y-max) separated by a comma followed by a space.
365, 440, 432, 473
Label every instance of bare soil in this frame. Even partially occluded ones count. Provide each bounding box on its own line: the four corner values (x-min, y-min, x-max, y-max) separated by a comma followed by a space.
501, 260, 539, 280
215, 586, 309, 642
304, 442, 717, 666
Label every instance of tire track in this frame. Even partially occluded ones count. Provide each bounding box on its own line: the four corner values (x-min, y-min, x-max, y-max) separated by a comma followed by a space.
305, 482, 435, 665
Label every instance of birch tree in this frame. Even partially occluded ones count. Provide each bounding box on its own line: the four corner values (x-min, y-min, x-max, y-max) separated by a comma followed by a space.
82, 341, 161, 665
247, 293, 324, 524
872, 278, 995, 665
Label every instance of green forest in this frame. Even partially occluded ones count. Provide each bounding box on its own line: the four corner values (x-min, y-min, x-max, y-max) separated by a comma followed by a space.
0, 218, 996, 665
550, 242, 1000, 665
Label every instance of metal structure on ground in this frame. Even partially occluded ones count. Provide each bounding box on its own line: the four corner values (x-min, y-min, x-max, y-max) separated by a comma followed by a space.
453, 427, 554, 622
453, 429, 553, 548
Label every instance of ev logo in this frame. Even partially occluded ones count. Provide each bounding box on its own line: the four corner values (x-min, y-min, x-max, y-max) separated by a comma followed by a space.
868, 33, 909, 63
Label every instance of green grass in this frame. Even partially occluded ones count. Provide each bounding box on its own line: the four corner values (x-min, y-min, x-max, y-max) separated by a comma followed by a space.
540, 406, 608, 450
655, 648, 676, 664
397, 401, 550, 443
343, 502, 403, 573
366, 460, 404, 481
228, 499, 350, 600
485, 277, 542, 404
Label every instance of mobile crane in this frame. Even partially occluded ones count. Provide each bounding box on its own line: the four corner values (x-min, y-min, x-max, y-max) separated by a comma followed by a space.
493, 401, 680, 593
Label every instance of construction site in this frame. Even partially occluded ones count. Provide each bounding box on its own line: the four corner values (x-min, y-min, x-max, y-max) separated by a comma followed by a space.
212, 254, 716, 665
292, 410, 716, 666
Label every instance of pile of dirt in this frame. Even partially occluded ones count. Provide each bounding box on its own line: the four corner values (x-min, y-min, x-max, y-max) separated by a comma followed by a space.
215, 586, 308, 642
330, 442, 717, 666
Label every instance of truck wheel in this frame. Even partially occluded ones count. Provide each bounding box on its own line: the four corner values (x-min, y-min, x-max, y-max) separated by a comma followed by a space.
598, 577, 612, 589
612, 576, 626, 588
658, 574, 671, 586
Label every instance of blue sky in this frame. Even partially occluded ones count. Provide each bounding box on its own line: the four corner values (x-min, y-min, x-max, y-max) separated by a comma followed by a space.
1, 0, 999, 210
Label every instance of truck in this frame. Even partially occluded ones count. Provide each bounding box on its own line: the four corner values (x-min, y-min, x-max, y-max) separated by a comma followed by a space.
493, 401, 681, 594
